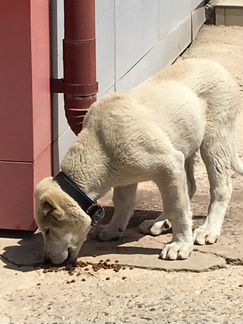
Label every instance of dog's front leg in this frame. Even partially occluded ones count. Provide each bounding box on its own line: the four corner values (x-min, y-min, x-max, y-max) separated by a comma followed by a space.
156, 151, 193, 260
97, 183, 138, 241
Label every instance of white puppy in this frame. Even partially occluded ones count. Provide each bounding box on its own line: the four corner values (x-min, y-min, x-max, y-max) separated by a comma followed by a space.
35, 58, 242, 264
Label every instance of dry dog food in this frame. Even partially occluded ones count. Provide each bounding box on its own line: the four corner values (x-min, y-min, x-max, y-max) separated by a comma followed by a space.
66, 279, 76, 284
38, 259, 134, 283
39, 259, 129, 273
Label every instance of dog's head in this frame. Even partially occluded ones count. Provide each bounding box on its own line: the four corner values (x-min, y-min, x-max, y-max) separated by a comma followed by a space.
35, 177, 92, 265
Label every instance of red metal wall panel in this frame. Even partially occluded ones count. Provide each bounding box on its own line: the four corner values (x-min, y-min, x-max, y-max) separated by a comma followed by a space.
0, 161, 34, 230
0, 1, 33, 162
0, 147, 51, 230
0, 0, 52, 230
31, 0, 52, 161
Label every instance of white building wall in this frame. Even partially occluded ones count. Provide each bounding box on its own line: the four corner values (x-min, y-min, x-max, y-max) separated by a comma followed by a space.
52, 0, 205, 172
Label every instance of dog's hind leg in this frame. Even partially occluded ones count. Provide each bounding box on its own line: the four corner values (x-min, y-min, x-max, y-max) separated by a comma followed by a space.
194, 140, 232, 245
97, 183, 138, 241
185, 152, 197, 200
139, 214, 171, 236
139, 153, 197, 236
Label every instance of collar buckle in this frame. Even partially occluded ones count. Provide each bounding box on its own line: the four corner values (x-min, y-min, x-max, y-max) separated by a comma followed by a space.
86, 204, 105, 226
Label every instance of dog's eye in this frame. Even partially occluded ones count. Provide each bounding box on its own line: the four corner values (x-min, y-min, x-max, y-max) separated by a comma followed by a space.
45, 229, 50, 235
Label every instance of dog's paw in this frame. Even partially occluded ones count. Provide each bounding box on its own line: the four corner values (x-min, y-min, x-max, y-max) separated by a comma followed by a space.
194, 226, 220, 245
159, 242, 193, 260
89, 224, 105, 240
139, 219, 171, 236
97, 225, 123, 242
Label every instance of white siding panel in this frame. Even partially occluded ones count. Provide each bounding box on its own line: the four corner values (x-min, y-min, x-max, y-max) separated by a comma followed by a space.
192, 5, 206, 39
116, 15, 191, 92
191, 0, 205, 10
115, 0, 159, 80
158, 0, 191, 38
96, 0, 115, 95
52, 0, 69, 139
52, 127, 76, 174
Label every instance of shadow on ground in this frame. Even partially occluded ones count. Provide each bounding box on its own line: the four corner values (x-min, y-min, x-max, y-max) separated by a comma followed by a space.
1, 204, 241, 273
0, 208, 160, 271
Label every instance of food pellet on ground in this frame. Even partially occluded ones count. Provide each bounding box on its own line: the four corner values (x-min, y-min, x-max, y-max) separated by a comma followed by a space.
40, 259, 131, 279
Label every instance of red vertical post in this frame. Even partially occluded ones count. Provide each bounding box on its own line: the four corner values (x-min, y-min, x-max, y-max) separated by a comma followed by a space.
0, 0, 51, 230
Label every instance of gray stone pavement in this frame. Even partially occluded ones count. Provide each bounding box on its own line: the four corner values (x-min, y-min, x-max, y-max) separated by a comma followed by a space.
0, 25, 242, 324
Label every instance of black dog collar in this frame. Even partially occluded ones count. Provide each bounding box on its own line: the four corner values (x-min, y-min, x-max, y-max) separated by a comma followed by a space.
53, 171, 104, 226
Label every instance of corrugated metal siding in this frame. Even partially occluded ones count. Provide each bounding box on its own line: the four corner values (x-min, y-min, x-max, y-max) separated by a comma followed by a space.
96, 0, 205, 95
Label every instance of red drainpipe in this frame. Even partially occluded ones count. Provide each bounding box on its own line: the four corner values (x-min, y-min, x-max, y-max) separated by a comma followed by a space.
52, 0, 98, 135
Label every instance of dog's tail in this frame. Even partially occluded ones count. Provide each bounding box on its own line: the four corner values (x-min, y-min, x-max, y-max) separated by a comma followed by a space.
229, 129, 243, 176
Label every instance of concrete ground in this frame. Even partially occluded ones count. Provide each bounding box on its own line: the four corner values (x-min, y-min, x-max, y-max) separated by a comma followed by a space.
0, 25, 242, 324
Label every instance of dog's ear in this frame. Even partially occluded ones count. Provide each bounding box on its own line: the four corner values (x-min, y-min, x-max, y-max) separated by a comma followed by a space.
40, 193, 66, 221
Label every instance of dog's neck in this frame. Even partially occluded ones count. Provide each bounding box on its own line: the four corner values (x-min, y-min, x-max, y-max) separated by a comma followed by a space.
60, 129, 110, 200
